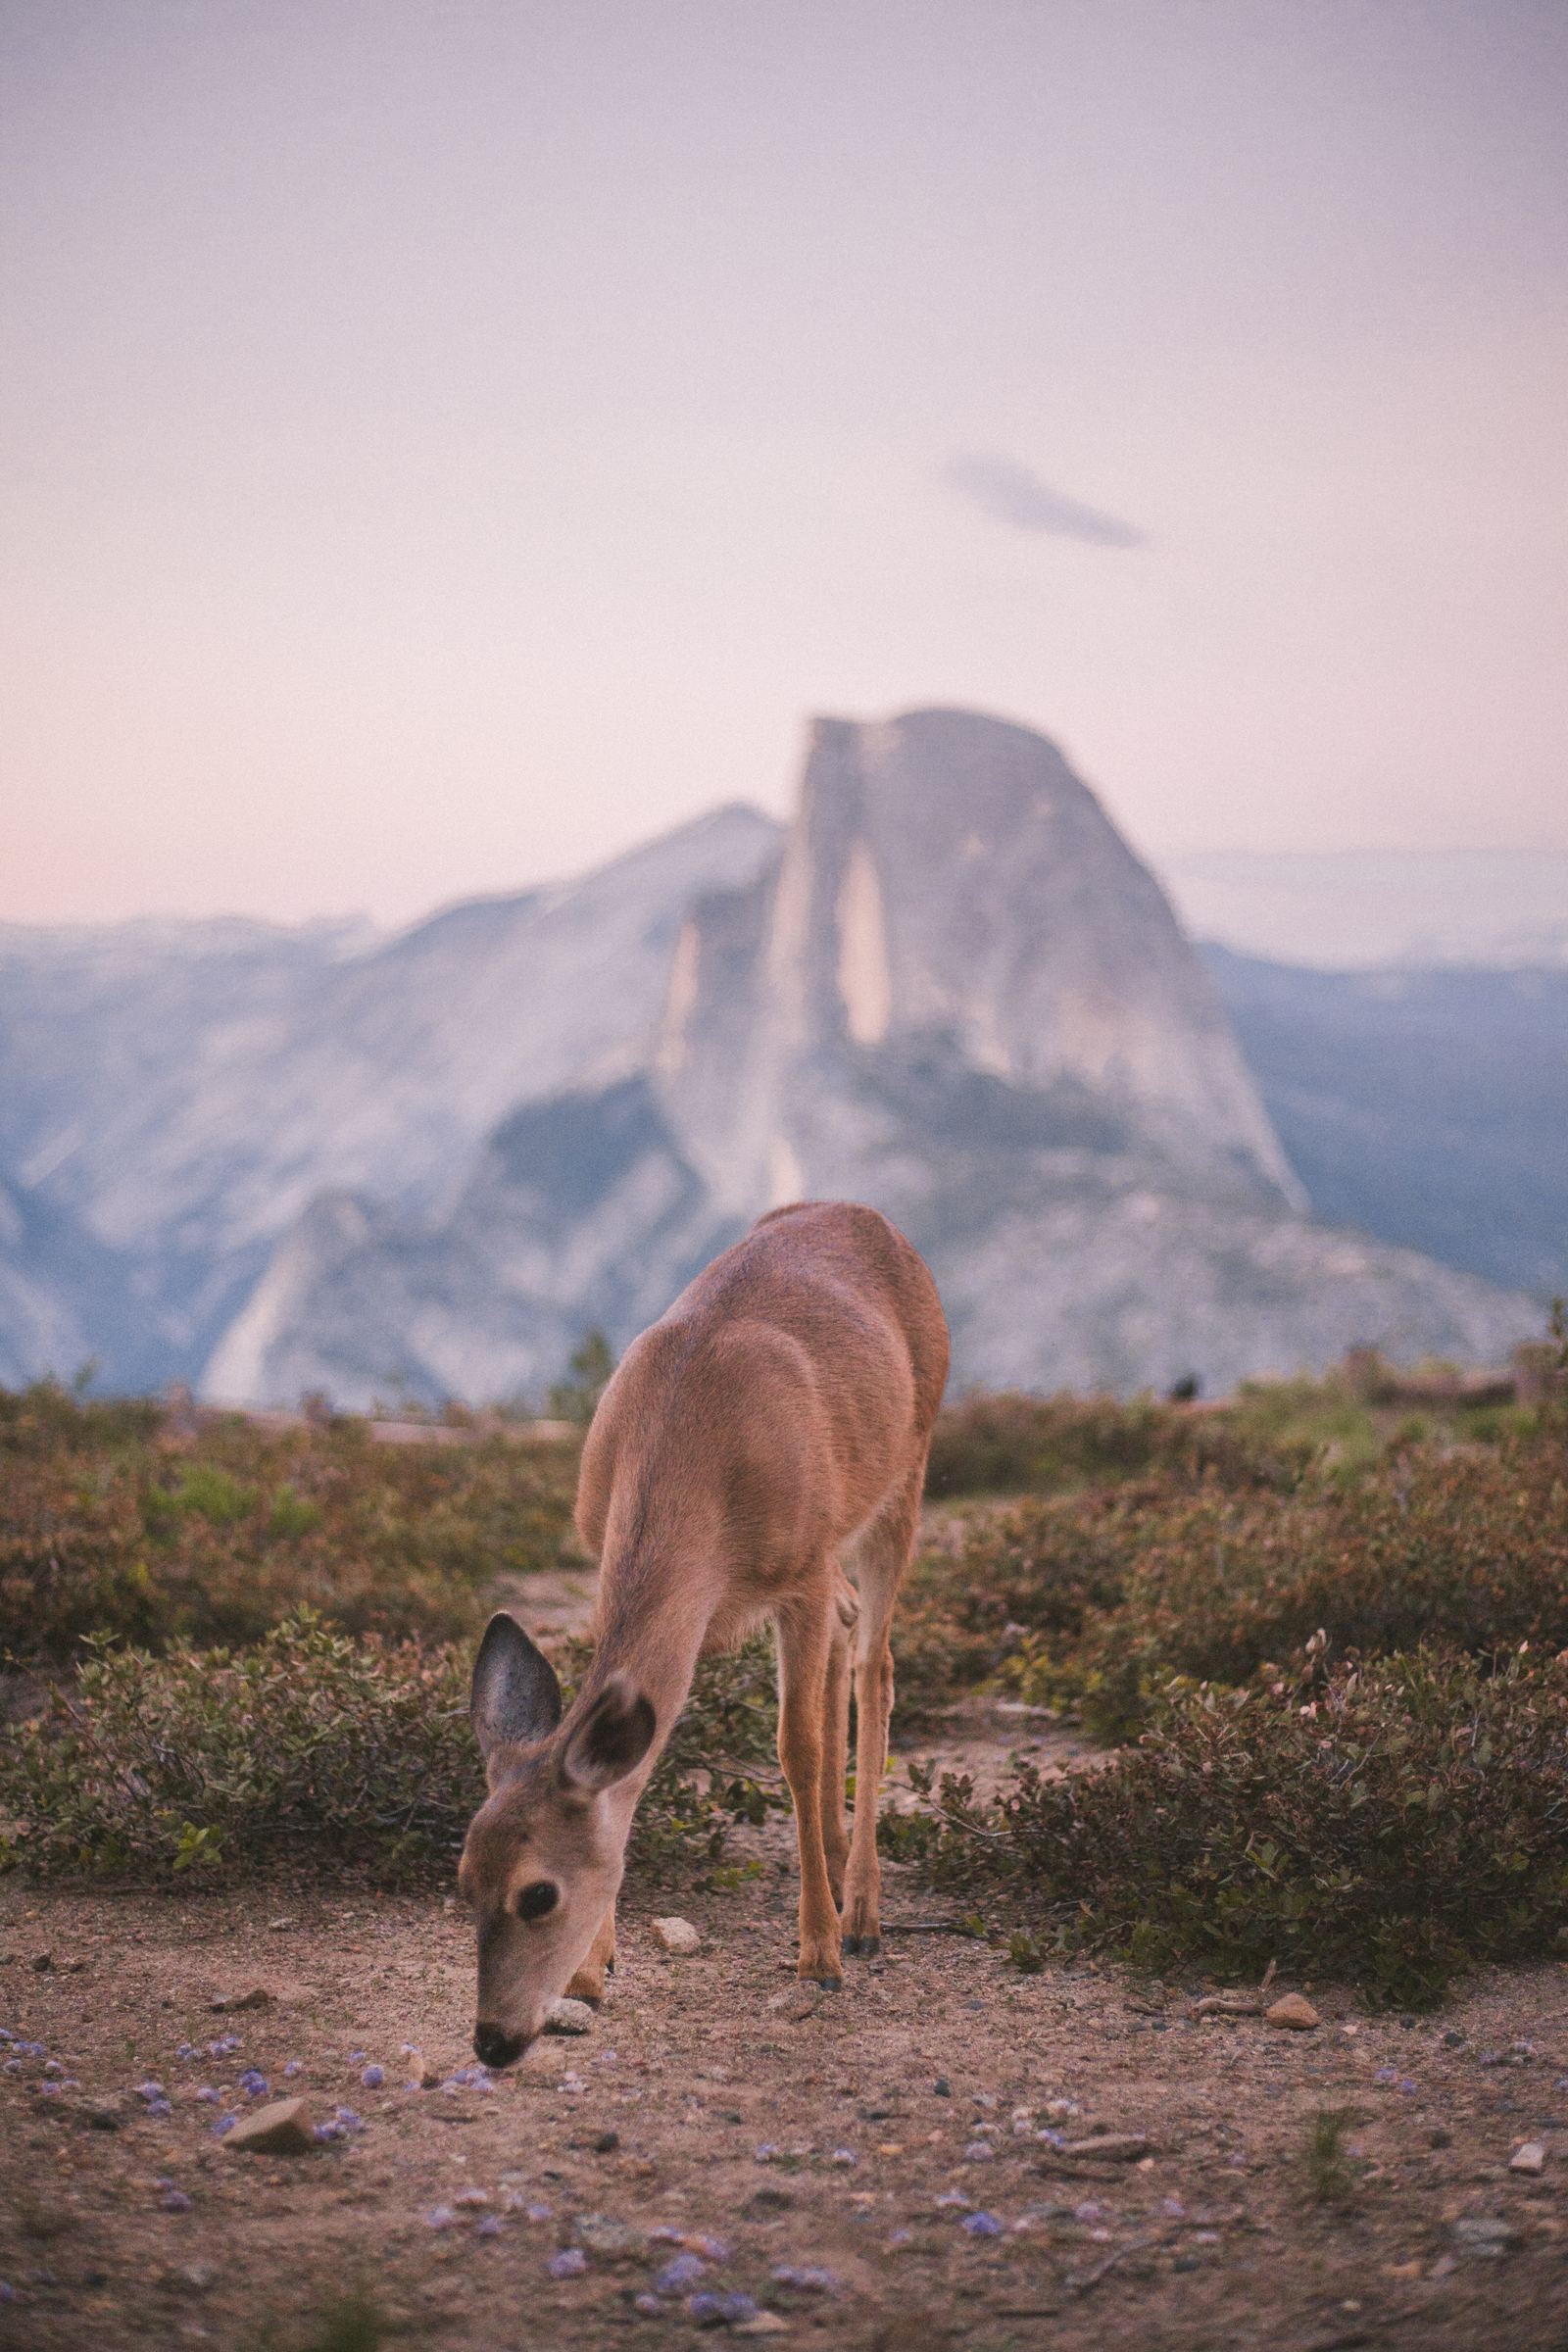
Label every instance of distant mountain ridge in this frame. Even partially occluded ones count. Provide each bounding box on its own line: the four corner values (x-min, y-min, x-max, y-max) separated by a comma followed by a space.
0, 804, 779, 1389
188, 710, 1537, 1406
0, 710, 1549, 1402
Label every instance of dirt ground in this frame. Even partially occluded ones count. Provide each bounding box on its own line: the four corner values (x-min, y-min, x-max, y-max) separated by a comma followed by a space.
3, 1750, 1566, 2352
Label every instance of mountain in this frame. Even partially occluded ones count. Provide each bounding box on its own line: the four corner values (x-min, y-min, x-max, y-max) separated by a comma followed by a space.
197, 710, 1540, 1406
0, 806, 779, 1389
1205, 950, 1568, 1300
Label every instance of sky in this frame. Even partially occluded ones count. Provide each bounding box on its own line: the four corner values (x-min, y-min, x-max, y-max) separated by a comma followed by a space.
3, 0, 1565, 929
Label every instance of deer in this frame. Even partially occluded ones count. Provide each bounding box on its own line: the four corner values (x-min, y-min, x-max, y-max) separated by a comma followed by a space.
457, 1199, 950, 2068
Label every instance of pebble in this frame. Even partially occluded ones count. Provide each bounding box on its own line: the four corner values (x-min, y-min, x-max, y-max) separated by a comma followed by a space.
571, 2214, 643, 2260
1451, 2215, 1520, 2257
735, 2317, 790, 2338
221, 2095, 317, 2155
1265, 1994, 1320, 2032
209, 1987, 272, 2013
651, 1917, 702, 1955
1053, 2133, 1151, 2162
548, 2247, 587, 2279
1509, 2140, 1547, 2176
544, 1999, 595, 2036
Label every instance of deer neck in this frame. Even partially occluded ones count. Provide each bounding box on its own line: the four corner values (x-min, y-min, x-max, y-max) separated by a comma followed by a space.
585, 1494, 724, 1768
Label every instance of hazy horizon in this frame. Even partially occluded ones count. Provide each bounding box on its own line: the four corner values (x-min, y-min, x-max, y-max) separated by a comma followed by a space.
5, 0, 1566, 927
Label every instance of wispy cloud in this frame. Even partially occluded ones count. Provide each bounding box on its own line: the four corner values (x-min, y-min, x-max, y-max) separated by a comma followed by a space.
939, 451, 1145, 548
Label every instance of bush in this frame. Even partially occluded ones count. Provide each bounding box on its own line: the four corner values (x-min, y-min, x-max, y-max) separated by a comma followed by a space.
0, 1385, 581, 1657
923, 1369, 1539, 1501
884, 1646, 1568, 2005
924, 1389, 1310, 1500
900, 1432, 1568, 1737
0, 1613, 783, 1884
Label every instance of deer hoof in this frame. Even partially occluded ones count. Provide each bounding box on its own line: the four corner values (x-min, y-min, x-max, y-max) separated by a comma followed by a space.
843, 1933, 882, 1957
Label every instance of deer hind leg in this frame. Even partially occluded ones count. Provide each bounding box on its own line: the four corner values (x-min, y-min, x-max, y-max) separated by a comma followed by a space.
820, 1595, 854, 1909
775, 1579, 844, 1989
566, 1900, 616, 2007
843, 1460, 925, 1957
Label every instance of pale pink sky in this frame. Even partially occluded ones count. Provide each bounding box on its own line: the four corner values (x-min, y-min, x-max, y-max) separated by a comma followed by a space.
3, 0, 1565, 927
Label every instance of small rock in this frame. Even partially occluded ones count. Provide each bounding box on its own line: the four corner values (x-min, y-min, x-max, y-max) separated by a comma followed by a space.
209, 1988, 272, 2014
735, 2316, 790, 2337
744, 2187, 795, 2217
171, 2262, 217, 2294
571, 2213, 643, 2260
544, 1998, 595, 2036
651, 1917, 702, 1955
1265, 1994, 1320, 2032
221, 2095, 317, 2155
30, 1953, 55, 1973
1051, 2133, 1152, 2163
1509, 2140, 1546, 2176
593, 2130, 620, 2154
1451, 2215, 1520, 2257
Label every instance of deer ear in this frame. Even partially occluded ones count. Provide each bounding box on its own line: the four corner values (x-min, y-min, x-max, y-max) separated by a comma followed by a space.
560, 1674, 657, 1793
470, 1612, 563, 1769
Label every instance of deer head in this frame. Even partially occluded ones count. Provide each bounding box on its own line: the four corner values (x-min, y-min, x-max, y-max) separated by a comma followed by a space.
457, 1611, 656, 2068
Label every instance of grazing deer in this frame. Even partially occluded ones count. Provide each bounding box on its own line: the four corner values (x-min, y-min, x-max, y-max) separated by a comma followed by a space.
458, 1200, 949, 2067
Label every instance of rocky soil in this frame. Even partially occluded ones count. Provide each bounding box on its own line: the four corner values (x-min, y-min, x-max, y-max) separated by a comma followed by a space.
3, 1798, 1566, 2352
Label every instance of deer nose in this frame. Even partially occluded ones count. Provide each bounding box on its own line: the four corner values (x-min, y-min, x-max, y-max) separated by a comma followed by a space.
474, 2021, 526, 2071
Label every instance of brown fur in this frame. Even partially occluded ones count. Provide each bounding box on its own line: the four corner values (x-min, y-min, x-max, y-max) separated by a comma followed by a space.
457, 1200, 949, 2057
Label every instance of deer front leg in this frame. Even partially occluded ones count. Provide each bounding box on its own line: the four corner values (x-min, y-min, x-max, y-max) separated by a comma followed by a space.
565, 1901, 616, 2007
776, 1590, 844, 1990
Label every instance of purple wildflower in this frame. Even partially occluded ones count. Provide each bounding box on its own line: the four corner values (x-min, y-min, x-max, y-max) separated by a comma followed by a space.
161, 2190, 193, 2214
688, 2292, 759, 2327
360, 2065, 384, 2088
548, 2248, 587, 2279
962, 2212, 1004, 2238
656, 2254, 707, 2294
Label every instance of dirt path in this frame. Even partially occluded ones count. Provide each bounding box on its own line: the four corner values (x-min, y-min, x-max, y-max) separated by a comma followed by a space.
3, 1831, 1566, 2352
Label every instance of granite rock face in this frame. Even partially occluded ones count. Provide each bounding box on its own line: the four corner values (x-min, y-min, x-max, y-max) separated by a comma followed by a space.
191, 710, 1538, 1405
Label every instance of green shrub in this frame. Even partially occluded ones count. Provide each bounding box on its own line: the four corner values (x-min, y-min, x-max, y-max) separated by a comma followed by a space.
885, 1646, 1568, 2005
923, 1368, 1539, 1502
924, 1389, 1312, 1499
900, 1433, 1568, 1737
0, 1612, 783, 1884
0, 1386, 581, 1657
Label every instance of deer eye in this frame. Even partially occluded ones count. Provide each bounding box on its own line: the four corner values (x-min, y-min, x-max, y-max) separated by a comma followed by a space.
515, 1880, 559, 1922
